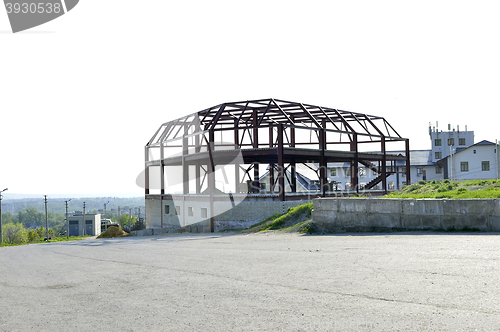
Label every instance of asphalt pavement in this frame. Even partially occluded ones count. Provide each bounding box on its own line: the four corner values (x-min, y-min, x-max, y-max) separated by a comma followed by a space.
1, 231, 499, 331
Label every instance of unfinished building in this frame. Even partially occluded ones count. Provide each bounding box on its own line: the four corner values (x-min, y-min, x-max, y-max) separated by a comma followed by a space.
144, 98, 410, 232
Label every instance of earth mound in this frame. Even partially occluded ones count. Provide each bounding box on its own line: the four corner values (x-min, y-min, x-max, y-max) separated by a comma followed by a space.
97, 226, 129, 238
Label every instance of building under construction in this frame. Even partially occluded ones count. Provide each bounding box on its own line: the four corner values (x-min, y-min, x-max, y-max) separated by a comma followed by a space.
144, 98, 410, 232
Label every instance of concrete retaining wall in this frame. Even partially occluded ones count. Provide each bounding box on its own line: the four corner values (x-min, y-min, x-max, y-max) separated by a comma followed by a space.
142, 195, 309, 234
312, 198, 500, 232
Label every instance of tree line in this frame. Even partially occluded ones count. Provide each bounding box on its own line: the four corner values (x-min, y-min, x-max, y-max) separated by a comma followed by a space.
1, 207, 140, 244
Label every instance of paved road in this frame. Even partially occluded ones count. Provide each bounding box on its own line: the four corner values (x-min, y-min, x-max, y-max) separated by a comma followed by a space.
1, 232, 500, 331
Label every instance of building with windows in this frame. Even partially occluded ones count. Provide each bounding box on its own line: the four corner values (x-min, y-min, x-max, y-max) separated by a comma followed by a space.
67, 213, 101, 237
443, 140, 499, 181
324, 124, 499, 188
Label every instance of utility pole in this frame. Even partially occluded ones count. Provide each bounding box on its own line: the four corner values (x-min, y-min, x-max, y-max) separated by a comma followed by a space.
129, 208, 132, 227
104, 201, 109, 221
118, 206, 120, 228
44, 195, 48, 241
65, 199, 72, 239
0, 188, 8, 244
82, 202, 86, 236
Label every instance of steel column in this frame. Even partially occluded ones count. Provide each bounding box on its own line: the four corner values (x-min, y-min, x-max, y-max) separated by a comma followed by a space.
277, 124, 285, 201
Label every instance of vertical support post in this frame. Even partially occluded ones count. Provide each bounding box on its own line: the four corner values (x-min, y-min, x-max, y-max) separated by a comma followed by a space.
252, 109, 259, 193
82, 202, 86, 236
381, 136, 387, 194
208, 129, 215, 232
320, 120, 327, 197
269, 125, 274, 193
277, 124, 285, 201
252, 109, 259, 149
182, 125, 189, 195
160, 143, 165, 195
405, 139, 411, 185
160, 196, 163, 229
290, 115, 296, 193
234, 118, 239, 149
144, 147, 150, 195
44, 195, 48, 241
351, 134, 359, 193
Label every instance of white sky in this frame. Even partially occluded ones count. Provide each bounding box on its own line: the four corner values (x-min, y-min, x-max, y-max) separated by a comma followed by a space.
1, 1, 499, 197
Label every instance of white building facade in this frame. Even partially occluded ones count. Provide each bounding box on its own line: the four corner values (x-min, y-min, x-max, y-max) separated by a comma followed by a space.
445, 141, 500, 181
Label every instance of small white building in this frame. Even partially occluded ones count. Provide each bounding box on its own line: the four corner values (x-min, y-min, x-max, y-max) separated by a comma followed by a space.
67, 214, 101, 236
443, 140, 500, 181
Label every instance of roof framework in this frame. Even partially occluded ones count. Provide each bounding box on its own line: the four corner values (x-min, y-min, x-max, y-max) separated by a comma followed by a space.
145, 98, 411, 230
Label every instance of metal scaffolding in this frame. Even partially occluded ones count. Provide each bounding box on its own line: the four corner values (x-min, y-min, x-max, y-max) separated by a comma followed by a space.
145, 98, 410, 204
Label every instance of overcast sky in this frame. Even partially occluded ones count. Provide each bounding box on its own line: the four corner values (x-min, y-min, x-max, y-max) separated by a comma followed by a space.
1, 1, 499, 197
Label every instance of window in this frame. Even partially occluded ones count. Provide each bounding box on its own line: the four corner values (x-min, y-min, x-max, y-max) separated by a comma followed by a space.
482, 161, 490, 171
448, 138, 454, 146
330, 168, 337, 177
360, 183, 366, 190
345, 183, 351, 190
417, 167, 423, 176
473, 150, 476, 154
401, 166, 406, 177
435, 139, 442, 146
260, 183, 266, 190
69, 220, 79, 225
388, 182, 395, 190
344, 168, 351, 177
435, 152, 442, 159
201, 208, 208, 218
175, 206, 180, 215
188, 207, 194, 217
436, 167, 443, 174
164, 205, 170, 215
459, 138, 466, 145
460, 162, 469, 172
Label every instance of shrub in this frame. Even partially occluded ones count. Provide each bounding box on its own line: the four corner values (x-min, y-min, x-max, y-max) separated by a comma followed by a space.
2, 223, 28, 244
27, 229, 40, 242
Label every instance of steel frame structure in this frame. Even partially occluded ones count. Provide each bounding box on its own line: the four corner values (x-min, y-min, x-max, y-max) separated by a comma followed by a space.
145, 98, 410, 229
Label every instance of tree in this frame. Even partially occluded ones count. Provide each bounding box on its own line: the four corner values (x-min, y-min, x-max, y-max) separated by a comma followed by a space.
22, 207, 44, 228
2, 222, 28, 244
1, 212, 15, 225
119, 214, 138, 227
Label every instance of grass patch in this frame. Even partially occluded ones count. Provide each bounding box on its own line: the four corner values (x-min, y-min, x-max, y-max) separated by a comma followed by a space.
242, 203, 315, 234
385, 179, 500, 199
0, 235, 92, 247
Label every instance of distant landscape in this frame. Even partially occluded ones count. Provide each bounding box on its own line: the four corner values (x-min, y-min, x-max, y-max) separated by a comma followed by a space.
2, 196, 145, 215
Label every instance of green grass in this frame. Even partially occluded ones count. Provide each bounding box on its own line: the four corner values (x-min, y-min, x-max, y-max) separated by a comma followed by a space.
385, 179, 500, 199
0, 235, 92, 247
242, 203, 315, 233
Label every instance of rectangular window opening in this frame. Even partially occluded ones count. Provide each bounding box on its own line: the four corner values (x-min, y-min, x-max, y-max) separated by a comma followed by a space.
460, 162, 469, 172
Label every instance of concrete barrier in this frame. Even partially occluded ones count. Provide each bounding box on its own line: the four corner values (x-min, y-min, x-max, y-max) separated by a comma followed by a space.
312, 198, 500, 232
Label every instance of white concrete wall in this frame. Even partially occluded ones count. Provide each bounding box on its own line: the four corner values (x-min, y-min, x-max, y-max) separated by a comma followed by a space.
312, 198, 500, 232
145, 195, 308, 232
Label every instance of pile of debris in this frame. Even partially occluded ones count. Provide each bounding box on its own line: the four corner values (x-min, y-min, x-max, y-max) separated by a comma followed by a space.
97, 225, 129, 238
